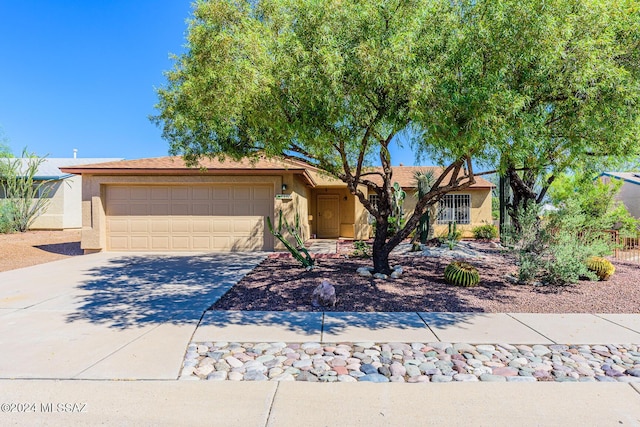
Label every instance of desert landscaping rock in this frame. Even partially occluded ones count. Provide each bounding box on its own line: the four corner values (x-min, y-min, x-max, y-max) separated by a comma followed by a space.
182, 341, 640, 383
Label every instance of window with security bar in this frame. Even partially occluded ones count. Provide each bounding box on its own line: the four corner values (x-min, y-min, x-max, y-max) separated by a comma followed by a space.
368, 194, 379, 209
437, 194, 471, 224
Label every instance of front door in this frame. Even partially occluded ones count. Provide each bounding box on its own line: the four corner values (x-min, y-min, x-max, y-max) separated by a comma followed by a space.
317, 195, 340, 238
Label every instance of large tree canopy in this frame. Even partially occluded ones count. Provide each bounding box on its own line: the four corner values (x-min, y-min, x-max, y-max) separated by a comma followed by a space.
153, 0, 640, 273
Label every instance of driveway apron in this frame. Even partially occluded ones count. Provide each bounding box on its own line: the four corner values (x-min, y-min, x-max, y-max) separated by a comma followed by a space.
0, 252, 265, 379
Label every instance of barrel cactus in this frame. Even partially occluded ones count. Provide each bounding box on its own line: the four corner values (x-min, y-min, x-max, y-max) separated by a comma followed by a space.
444, 261, 480, 287
586, 257, 615, 281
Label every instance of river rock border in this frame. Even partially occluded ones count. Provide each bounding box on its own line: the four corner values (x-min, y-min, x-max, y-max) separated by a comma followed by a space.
180, 341, 640, 383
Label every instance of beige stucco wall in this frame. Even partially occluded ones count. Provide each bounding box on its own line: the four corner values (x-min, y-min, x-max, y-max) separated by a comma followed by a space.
384, 188, 493, 239
29, 176, 83, 230
275, 173, 311, 250
63, 175, 82, 228
30, 181, 64, 230
80, 174, 287, 252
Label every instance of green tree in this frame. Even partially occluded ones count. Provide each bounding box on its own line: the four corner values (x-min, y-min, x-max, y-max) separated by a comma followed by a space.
152, 0, 640, 274
152, 0, 488, 274
486, 0, 640, 226
549, 173, 639, 236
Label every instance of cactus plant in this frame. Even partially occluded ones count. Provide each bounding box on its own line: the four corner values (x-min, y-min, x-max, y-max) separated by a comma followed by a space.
444, 261, 480, 287
585, 256, 615, 281
267, 209, 314, 269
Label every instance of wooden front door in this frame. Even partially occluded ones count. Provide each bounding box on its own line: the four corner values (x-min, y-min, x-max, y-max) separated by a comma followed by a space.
317, 195, 340, 238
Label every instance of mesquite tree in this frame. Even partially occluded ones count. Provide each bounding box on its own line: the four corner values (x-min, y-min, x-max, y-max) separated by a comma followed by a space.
152, 0, 640, 274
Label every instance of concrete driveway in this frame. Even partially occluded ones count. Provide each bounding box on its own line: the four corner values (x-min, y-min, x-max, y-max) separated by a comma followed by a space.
0, 252, 266, 380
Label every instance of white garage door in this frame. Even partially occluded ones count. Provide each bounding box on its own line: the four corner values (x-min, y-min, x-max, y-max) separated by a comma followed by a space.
105, 184, 273, 251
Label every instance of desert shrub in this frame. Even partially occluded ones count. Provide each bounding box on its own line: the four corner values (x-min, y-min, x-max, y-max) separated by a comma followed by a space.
0, 200, 17, 234
351, 240, 371, 258
0, 151, 53, 232
510, 201, 610, 286
472, 224, 498, 240
439, 222, 462, 249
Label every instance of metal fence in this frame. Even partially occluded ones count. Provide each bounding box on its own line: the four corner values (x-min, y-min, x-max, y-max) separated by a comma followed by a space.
605, 230, 640, 263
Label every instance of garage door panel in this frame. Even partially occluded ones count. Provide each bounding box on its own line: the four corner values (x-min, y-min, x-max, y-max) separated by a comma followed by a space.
129, 220, 149, 233
171, 204, 190, 215
151, 236, 170, 250
212, 204, 230, 215
130, 204, 149, 215
192, 188, 209, 200
109, 236, 129, 250
192, 220, 211, 233
171, 236, 190, 249
253, 187, 271, 200
150, 203, 169, 216
171, 219, 190, 233
192, 236, 211, 249
151, 220, 169, 233
108, 218, 129, 233
193, 203, 210, 215
130, 236, 150, 250
234, 187, 251, 200
108, 203, 130, 216
130, 188, 149, 200
171, 187, 189, 200
108, 187, 130, 201
151, 187, 169, 200
212, 188, 230, 200
106, 184, 273, 251
212, 220, 231, 233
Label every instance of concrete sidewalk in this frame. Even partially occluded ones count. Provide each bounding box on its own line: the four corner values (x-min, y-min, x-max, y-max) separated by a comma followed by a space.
1, 380, 639, 426
194, 311, 640, 345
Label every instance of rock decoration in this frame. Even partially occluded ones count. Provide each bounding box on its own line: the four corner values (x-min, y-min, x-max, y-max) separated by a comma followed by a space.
311, 280, 337, 307
357, 265, 403, 279
181, 342, 640, 383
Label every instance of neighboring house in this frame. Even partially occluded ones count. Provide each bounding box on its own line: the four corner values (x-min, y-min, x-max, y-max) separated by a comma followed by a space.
0, 158, 122, 229
60, 157, 494, 253
599, 172, 640, 219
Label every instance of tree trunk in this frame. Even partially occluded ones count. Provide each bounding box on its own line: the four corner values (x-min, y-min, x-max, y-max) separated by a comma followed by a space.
372, 220, 392, 275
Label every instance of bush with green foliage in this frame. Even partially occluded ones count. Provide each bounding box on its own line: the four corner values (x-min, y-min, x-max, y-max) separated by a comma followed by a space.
0, 200, 17, 234
351, 240, 371, 258
472, 224, 498, 240
549, 173, 639, 237
439, 222, 462, 249
0, 151, 52, 232
509, 202, 610, 286
444, 261, 480, 287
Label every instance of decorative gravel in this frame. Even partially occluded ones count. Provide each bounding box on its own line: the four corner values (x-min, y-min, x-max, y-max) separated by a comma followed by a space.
180, 341, 640, 383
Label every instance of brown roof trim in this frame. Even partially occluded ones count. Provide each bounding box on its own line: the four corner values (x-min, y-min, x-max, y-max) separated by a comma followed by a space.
59, 156, 318, 187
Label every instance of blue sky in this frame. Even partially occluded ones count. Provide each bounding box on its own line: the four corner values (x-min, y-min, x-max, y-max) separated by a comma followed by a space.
0, 1, 417, 165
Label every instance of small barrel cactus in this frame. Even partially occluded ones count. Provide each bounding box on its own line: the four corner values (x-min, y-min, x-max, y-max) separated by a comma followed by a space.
444, 261, 480, 287
586, 256, 615, 281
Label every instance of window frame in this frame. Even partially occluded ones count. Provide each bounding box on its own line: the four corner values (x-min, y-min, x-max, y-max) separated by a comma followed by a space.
437, 194, 471, 225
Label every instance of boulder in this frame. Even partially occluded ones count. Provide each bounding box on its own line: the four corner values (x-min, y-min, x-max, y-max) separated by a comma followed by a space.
311, 280, 337, 307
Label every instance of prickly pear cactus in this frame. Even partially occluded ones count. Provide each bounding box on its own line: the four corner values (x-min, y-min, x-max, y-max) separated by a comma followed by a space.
586, 256, 615, 281
444, 261, 480, 287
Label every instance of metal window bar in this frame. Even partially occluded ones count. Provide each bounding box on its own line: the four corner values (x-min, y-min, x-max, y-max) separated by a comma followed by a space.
437, 194, 470, 225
